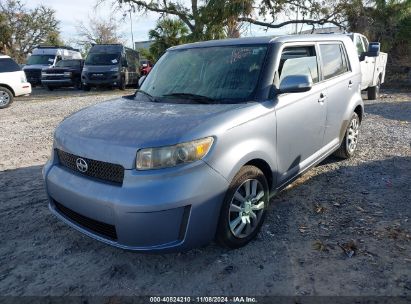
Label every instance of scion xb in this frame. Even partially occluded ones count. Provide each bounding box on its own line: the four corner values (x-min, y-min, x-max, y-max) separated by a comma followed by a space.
43, 35, 364, 252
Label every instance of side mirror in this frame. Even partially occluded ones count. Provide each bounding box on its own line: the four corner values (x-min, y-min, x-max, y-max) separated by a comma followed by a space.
360, 42, 380, 61
278, 74, 312, 94
138, 75, 146, 88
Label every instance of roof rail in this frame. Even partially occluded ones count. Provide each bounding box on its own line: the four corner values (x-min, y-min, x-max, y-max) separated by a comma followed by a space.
34, 45, 80, 52
91, 43, 123, 46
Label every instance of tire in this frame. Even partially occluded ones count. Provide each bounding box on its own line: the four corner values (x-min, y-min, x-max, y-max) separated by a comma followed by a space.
367, 76, 381, 100
216, 165, 269, 249
0, 86, 13, 109
119, 76, 126, 90
83, 85, 91, 91
47, 86, 54, 91
334, 112, 360, 159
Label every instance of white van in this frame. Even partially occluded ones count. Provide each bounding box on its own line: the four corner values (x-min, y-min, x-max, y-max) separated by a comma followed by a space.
23, 46, 82, 86
0, 55, 32, 109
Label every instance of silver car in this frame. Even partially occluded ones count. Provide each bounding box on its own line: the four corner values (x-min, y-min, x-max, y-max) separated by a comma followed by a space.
43, 34, 364, 252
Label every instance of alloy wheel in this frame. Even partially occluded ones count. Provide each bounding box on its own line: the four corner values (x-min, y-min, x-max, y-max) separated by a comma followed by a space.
229, 179, 266, 238
0, 90, 10, 106
346, 116, 359, 154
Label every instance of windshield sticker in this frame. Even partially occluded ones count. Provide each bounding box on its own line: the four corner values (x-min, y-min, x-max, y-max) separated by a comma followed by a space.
111, 59, 118, 64
230, 48, 252, 64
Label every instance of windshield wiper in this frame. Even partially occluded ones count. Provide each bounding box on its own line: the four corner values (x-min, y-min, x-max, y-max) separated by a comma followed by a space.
161, 93, 216, 104
135, 89, 157, 102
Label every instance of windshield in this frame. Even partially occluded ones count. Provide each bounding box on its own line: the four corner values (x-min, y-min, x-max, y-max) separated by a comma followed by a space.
56, 60, 81, 68
139, 45, 267, 103
27, 55, 55, 65
85, 53, 120, 65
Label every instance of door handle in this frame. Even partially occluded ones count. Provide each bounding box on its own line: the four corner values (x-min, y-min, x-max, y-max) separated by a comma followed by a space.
318, 93, 327, 103
348, 80, 353, 89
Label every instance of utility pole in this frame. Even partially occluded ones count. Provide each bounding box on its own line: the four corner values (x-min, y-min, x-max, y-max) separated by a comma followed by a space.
129, 10, 134, 49
295, 6, 299, 34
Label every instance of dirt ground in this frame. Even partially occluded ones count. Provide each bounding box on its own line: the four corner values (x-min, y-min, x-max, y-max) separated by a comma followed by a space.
0, 88, 410, 297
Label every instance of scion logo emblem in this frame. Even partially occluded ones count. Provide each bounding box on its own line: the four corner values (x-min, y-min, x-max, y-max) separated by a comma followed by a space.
76, 158, 88, 173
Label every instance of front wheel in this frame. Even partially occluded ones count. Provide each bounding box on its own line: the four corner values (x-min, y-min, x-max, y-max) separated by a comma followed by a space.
119, 77, 126, 90
334, 112, 360, 159
0, 86, 13, 109
216, 165, 269, 249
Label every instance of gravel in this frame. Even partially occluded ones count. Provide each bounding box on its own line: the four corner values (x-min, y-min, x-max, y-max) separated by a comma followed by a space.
0, 88, 410, 296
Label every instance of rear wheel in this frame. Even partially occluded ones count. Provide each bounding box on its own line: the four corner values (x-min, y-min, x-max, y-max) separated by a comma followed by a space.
367, 76, 381, 100
75, 80, 82, 90
216, 165, 269, 249
0, 86, 13, 109
334, 112, 360, 159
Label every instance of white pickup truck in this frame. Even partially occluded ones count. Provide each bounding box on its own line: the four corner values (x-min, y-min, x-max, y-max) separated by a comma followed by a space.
346, 33, 388, 100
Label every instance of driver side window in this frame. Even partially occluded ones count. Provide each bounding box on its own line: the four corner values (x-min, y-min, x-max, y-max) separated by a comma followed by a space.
278, 46, 319, 85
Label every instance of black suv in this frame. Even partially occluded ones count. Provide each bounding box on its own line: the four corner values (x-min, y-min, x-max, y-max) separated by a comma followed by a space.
41, 59, 84, 90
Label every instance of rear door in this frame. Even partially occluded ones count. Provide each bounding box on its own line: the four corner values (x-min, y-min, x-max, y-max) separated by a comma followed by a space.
274, 44, 327, 185
318, 42, 354, 146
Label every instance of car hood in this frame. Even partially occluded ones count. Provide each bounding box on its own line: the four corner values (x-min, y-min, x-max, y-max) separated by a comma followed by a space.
23, 64, 51, 70
54, 97, 252, 169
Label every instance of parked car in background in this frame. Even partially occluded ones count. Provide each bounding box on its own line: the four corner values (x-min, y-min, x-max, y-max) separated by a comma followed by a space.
44, 35, 364, 252
23, 46, 82, 86
41, 59, 84, 91
81, 44, 140, 91
346, 33, 387, 99
0, 55, 31, 109
140, 59, 153, 75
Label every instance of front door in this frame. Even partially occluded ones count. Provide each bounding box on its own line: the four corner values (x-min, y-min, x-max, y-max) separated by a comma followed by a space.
274, 44, 327, 185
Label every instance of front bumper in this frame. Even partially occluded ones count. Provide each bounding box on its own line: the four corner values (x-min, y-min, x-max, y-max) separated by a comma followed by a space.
82, 72, 120, 86
42, 79, 75, 87
43, 155, 228, 252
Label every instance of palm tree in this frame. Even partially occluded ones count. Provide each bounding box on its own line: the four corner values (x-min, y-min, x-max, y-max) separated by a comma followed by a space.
149, 18, 189, 60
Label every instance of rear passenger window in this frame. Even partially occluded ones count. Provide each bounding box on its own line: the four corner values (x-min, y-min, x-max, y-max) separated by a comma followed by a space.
319, 44, 349, 80
279, 46, 319, 84
0, 58, 21, 73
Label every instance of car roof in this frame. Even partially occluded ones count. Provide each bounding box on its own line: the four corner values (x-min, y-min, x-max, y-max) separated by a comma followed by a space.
170, 34, 351, 50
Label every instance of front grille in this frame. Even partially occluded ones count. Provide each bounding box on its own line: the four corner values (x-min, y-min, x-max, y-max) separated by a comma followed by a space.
54, 200, 117, 240
57, 149, 124, 185
89, 72, 108, 80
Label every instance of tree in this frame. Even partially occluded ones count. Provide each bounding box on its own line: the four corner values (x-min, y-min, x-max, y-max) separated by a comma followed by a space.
148, 18, 189, 60
106, 0, 254, 41
240, 0, 350, 31
75, 16, 124, 54
0, 0, 61, 63
106, 0, 350, 41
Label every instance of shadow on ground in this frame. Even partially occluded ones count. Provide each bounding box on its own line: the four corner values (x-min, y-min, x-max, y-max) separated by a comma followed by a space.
365, 101, 411, 122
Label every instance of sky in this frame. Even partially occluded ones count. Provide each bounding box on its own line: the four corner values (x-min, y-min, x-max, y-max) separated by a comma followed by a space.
26, 0, 296, 49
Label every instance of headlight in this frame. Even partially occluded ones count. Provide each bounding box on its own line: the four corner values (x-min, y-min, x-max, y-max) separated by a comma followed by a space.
21, 74, 27, 82
64, 72, 72, 77
110, 67, 119, 72
82, 67, 88, 72
136, 137, 214, 170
